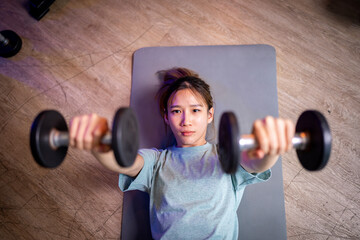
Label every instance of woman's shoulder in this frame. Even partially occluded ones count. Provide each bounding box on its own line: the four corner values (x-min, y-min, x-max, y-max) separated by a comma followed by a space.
138, 147, 163, 154
138, 147, 168, 160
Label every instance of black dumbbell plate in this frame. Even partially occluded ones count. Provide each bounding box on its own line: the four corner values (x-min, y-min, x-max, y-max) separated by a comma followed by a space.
296, 110, 332, 171
112, 108, 139, 167
218, 112, 240, 174
30, 110, 68, 168
0, 30, 22, 58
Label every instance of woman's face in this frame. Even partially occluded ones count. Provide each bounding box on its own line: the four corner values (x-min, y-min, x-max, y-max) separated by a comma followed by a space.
165, 88, 214, 148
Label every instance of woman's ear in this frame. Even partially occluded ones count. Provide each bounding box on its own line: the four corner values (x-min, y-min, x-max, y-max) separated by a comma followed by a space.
208, 107, 214, 124
164, 111, 169, 125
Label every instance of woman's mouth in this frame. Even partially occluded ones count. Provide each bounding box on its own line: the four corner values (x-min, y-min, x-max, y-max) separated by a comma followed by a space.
181, 131, 195, 136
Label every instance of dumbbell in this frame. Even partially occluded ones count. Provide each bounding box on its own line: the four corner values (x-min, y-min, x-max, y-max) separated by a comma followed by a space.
218, 110, 332, 174
30, 107, 139, 168
29, 0, 56, 20
0, 30, 22, 58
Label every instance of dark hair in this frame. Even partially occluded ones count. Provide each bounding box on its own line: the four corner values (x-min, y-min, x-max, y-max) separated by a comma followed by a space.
156, 68, 214, 118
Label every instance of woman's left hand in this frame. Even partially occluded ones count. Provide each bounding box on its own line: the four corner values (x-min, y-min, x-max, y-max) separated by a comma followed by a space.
240, 116, 295, 173
247, 116, 295, 159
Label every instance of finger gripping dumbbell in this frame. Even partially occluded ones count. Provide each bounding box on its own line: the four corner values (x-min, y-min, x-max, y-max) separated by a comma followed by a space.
30, 108, 139, 168
218, 110, 332, 174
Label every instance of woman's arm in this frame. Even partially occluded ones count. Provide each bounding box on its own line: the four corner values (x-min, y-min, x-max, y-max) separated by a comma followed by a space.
69, 113, 144, 177
92, 151, 144, 177
240, 116, 295, 173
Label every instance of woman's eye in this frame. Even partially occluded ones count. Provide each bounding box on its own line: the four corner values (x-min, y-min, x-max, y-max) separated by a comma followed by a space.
172, 110, 181, 114
193, 109, 201, 113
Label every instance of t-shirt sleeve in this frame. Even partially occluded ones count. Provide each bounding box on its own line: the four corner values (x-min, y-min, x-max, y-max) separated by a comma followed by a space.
118, 148, 160, 193
232, 165, 271, 191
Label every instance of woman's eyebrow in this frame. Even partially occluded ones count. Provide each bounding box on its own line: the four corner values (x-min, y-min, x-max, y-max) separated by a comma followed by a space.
170, 105, 181, 109
169, 104, 204, 108
190, 104, 204, 108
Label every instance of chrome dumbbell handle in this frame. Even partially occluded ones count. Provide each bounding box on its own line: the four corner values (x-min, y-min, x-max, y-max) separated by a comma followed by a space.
0, 33, 9, 46
49, 129, 112, 149
239, 132, 309, 151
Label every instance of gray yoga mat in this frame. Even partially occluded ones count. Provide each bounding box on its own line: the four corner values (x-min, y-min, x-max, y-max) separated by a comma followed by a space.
122, 45, 287, 239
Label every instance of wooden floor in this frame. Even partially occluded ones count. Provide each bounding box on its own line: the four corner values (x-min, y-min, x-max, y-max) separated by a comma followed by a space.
1, 0, 359, 239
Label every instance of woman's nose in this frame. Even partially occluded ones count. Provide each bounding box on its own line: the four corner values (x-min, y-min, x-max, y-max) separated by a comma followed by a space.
181, 112, 191, 126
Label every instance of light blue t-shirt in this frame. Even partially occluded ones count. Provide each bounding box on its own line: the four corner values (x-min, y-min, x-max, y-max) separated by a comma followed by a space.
118, 142, 271, 239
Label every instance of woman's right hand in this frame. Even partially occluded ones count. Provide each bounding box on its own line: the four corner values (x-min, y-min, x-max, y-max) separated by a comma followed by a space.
69, 113, 111, 153
69, 113, 144, 177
